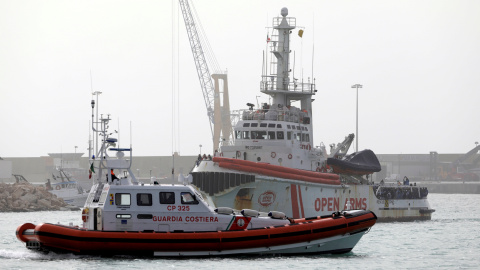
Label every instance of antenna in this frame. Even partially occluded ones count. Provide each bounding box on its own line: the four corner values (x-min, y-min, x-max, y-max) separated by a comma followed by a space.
311, 14, 315, 82
90, 70, 93, 93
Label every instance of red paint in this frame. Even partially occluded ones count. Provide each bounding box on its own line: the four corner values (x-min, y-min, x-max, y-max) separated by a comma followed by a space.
344, 198, 367, 210
314, 197, 367, 212
258, 191, 276, 207
290, 184, 300, 218
298, 186, 305, 218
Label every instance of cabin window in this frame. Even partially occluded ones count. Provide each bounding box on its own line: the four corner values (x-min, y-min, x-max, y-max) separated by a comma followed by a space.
115, 193, 131, 206
277, 124, 282, 128
287, 131, 292, 140
260, 123, 267, 127
277, 131, 284, 140
137, 193, 152, 206
268, 123, 275, 128
287, 125, 291, 129
268, 131, 276, 140
302, 133, 306, 142
251, 131, 267, 139
242, 131, 250, 139
116, 214, 131, 219
137, 214, 153, 219
251, 123, 258, 127
306, 134, 310, 142
243, 123, 250, 127
301, 126, 305, 131
181, 192, 199, 205
160, 192, 175, 204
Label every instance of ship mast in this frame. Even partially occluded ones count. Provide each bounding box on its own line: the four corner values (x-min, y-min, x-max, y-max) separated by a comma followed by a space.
261, 8, 316, 125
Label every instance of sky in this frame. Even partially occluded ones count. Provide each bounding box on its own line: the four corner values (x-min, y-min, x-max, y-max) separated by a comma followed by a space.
1, 0, 479, 158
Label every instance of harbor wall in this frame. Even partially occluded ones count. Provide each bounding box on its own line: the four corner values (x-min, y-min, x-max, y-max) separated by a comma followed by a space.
2, 153, 479, 194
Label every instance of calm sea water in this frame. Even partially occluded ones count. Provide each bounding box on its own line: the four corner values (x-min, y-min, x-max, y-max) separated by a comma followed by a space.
1, 194, 479, 269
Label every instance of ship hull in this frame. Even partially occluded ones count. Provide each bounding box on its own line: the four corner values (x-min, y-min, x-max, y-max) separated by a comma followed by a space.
192, 161, 434, 222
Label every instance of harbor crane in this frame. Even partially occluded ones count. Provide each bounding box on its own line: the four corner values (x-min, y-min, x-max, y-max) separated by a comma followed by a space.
178, 0, 233, 153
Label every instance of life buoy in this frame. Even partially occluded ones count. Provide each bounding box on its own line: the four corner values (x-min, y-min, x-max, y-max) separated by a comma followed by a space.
55, 185, 61, 190
271, 152, 276, 158
288, 154, 292, 159
82, 208, 89, 222
316, 167, 321, 172
236, 151, 241, 158
307, 144, 311, 151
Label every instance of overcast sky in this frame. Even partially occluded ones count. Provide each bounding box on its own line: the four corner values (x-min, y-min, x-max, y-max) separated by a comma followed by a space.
1, 0, 479, 158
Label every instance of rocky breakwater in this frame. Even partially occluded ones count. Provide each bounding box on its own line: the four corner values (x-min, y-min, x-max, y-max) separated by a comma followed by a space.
0, 182, 72, 212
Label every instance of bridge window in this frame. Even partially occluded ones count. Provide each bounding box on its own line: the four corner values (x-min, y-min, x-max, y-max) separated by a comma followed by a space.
137, 193, 152, 206
236, 130, 242, 139
242, 131, 250, 139
181, 192, 199, 205
268, 131, 276, 140
277, 131, 284, 140
268, 123, 276, 128
287, 131, 292, 140
115, 193, 131, 206
251, 131, 267, 139
287, 125, 291, 129
260, 123, 267, 127
277, 124, 282, 128
251, 123, 258, 127
160, 192, 175, 204
243, 123, 250, 127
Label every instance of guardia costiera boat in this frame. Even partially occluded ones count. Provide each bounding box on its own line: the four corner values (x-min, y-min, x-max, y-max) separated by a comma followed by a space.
16, 105, 376, 256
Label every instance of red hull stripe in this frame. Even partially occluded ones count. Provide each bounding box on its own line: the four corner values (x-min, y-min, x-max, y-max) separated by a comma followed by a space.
298, 186, 305, 218
33, 217, 376, 243
291, 184, 300, 218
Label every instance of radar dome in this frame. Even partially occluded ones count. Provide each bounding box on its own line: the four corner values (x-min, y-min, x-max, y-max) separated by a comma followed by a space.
281, 7, 288, 17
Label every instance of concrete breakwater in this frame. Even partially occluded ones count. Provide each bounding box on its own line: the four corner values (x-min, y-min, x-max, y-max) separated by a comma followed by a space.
0, 182, 70, 212
421, 182, 480, 194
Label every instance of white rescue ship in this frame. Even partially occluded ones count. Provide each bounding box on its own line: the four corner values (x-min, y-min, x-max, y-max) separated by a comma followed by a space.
191, 7, 434, 222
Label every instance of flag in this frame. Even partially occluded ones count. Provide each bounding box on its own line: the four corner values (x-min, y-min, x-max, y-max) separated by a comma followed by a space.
89, 163, 95, 179
267, 34, 270, 43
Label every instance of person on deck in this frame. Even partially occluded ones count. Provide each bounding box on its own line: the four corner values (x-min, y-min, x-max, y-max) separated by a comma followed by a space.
111, 169, 119, 181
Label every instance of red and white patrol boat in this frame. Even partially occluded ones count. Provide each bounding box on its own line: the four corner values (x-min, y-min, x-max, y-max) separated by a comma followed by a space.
191, 7, 434, 222
16, 109, 376, 256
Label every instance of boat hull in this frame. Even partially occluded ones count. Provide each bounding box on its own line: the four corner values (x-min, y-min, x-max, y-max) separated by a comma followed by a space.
192, 161, 434, 222
16, 211, 376, 256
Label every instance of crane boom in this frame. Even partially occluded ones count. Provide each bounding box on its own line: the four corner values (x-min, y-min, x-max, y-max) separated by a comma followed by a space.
178, 0, 215, 138
178, 0, 234, 152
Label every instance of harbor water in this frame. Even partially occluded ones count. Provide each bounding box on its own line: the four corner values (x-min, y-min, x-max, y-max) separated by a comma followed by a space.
1, 193, 479, 269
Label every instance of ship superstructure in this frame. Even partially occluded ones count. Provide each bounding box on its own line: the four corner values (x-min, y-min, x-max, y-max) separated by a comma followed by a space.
192, 7, 434, 222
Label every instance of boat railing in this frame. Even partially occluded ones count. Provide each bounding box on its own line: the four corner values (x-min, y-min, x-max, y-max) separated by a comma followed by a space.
240, 107, 310, 124
260, 78, 315, 94
272, 16, 296, 28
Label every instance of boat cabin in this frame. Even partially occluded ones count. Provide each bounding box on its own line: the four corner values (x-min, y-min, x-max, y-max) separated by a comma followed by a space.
83, 183, 290, 232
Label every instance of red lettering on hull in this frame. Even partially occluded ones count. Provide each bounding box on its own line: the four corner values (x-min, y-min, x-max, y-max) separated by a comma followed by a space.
314, 197, 367, 212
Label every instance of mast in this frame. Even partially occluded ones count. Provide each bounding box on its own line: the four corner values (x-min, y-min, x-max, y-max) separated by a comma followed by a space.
260, 8, 316, 118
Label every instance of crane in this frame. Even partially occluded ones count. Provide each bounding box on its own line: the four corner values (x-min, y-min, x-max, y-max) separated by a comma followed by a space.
178, 0, 233, 152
